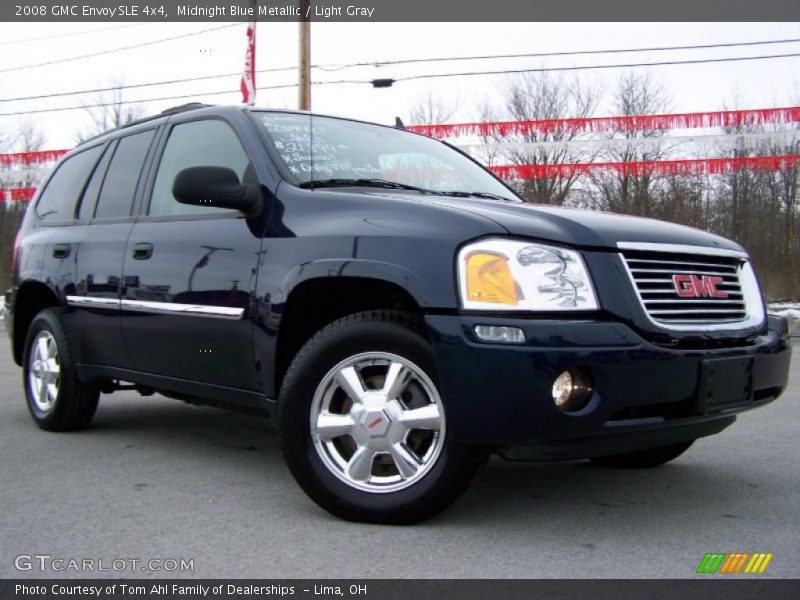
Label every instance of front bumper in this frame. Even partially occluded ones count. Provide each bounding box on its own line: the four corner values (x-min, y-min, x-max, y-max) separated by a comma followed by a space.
424, 313, 791, 458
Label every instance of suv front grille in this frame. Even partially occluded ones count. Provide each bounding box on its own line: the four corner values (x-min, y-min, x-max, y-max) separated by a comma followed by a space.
620, 249, 750, 327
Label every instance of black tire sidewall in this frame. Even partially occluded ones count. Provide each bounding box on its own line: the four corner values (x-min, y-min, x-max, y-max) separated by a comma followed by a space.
22, 308, 96, 430
280, 314, 484, 523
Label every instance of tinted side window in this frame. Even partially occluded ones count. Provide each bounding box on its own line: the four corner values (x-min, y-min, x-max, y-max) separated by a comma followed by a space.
149, 120, 250, 217
94, 129, 156, 219
35, 146, 103, 222
77, 143, 114, 221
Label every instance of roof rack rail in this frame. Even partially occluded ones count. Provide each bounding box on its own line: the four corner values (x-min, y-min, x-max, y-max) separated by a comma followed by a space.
159, 102, 212, 116
77, 103, 213, 146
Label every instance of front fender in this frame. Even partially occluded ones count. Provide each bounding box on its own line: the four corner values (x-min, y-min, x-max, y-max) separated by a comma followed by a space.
281, 258, 432, 308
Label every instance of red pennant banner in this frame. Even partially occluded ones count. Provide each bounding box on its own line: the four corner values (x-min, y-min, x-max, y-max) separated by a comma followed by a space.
0, 150, 69, 168
409, 107, 800, 139
488, 155, 800, 180
2, 156, 799, 200
0, 187, 37, 202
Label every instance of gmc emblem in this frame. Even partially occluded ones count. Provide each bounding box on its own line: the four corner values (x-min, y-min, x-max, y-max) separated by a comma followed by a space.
672, 274, 729, 298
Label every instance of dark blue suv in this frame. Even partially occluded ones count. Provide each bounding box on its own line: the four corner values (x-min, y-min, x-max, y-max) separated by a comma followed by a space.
4, 104, 792, 523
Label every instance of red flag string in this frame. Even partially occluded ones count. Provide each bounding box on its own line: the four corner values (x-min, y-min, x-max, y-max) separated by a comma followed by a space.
0, 150, 69, 168
489, 155, 800, 180
1, 156, 798, 201
0, 187, 37, 202
409, 107, 800, 139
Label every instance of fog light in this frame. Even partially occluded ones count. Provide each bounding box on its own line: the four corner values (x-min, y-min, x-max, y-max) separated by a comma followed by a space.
474, 325, 525, 343
552, 368, 593, 412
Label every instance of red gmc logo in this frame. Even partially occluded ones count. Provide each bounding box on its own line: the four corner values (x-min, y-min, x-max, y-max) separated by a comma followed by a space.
367, 417, 384, 430
672, 274, 729, 298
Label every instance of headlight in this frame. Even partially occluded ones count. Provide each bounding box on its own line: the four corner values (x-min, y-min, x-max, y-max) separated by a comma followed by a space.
457, 239, 598, 311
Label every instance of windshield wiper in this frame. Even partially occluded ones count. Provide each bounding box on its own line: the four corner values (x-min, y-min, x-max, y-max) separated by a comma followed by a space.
437, 191, 517, 202
299, 178, 432, 193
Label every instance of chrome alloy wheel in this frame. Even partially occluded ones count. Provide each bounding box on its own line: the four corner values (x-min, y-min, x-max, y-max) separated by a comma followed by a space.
310, 352, 445, 493
28, 330, 61, 412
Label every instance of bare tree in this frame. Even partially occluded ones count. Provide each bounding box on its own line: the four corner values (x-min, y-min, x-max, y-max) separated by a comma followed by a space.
407, 90, 459, 125
14, 119, 47, 188
762, 86, 800, 299
76, 77, 145, 143
464, 96, 504, 167
592, 71, 672, 216
0, 126, 12, 154
16, 119, 46, 153
500, 71, 600, 205
0, 119, 42, 292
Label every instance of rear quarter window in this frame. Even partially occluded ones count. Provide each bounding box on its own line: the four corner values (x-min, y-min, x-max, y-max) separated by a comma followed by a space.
35, 145, 103, 222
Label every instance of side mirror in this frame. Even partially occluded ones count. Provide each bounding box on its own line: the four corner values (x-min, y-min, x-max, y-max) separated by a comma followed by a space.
172, 166, 262, 216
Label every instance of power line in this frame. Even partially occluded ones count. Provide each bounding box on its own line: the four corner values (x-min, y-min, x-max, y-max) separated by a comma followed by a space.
1, 35, 800, 104
0, 67, 295, 103
392, 51, 800, 83
318, 36, 800, 71
0, 24, 240, 74
1, 50, 799, 118
0, 23, 149, 47
0, 80, 364, 117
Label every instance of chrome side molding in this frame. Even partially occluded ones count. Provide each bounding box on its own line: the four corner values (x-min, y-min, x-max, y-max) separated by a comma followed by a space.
121, 299, 244, 320
66, 296, 244, 320
66, 296, 120, 309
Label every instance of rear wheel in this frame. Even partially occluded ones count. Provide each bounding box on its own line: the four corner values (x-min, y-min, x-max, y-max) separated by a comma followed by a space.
590, 441, 694, 468
23, 308, 99, 431
279, 310, 487, 524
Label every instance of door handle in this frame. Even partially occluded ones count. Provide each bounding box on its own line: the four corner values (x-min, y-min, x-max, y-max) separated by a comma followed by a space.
52, 244, 70, 259
132, 242, 154, 260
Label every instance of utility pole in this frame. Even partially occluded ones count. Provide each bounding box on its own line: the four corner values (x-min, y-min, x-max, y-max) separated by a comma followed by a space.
298, 1, 311, 111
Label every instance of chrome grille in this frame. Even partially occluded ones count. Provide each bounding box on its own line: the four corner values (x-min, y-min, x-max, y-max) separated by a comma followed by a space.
621, 250, 749, 326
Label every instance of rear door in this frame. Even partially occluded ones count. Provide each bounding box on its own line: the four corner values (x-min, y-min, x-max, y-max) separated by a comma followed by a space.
30, 145, 105, 294
120, 117, 263, 391
70, 128, 158, 367
27, 145, 104, 351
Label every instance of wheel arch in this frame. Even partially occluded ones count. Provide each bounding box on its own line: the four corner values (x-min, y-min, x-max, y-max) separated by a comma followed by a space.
12, 280, 63, 366
273, 274, 428, 398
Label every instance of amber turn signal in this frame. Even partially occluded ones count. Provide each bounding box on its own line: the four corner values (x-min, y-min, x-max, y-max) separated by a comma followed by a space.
465, 252, 519, 306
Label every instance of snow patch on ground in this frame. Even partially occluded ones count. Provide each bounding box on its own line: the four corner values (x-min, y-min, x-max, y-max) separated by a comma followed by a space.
768, 302, 800, 336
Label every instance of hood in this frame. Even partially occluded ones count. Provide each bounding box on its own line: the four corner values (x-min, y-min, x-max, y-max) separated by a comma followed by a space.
387, 194, 744, 253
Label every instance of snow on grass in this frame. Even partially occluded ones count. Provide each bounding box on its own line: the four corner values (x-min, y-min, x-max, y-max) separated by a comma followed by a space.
768, 302, 800, 336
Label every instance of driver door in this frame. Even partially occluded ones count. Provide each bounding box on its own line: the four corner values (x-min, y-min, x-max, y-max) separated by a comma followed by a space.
120, 118, 262, 391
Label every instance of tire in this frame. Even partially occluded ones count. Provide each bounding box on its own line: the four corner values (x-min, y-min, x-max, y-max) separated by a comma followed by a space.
279, 310, 487, 524
22, 307, 99, 431
590, 441, 694, 468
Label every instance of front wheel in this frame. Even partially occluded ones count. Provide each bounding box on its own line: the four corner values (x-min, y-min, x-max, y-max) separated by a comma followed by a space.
590, 441, 694, 468
279, 311, 487, 524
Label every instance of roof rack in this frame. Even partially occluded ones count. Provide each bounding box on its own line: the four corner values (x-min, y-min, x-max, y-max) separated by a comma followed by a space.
77, 103, 213, 146
159, 102, 212, 116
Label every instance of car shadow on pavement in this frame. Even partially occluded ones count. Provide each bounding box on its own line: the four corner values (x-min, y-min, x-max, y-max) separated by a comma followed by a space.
59, 392, 769, 529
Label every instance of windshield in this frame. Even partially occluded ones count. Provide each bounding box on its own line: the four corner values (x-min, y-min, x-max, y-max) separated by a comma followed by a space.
254, 111, 519, 201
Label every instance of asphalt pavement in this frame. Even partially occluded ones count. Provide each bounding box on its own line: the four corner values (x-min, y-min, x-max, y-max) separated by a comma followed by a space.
1, 322, 797, 579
